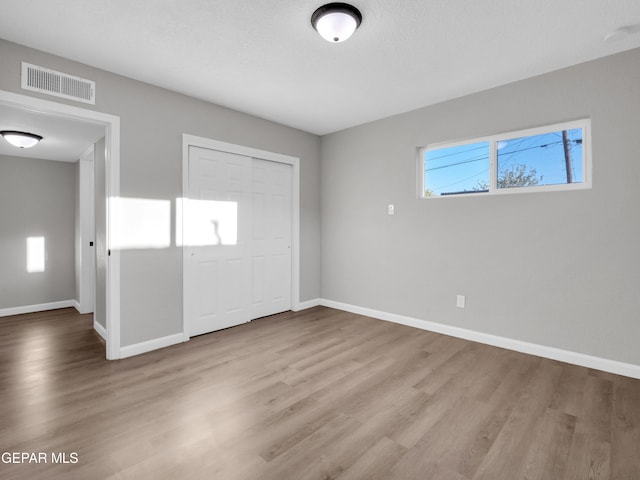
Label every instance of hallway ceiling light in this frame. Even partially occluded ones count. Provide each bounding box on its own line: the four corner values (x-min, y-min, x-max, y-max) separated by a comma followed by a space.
0, 130, 43, 148
311, 3, 362, 43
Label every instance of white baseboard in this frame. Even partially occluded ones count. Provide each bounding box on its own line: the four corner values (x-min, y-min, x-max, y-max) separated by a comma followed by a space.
93, 320, 107, 341
119, 333, 187, 359
73, 300, 94, 315
0, 300, 75, 318
293, 298, 321, 311
320, 299, 640, 380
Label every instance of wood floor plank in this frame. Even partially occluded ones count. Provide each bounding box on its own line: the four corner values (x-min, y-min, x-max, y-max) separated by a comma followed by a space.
333, 436, 406, 480
472, 359, 566, 479
562, 374, 613, 480
454, 355, 540, 478
519, 408, 577, 479
1, 306, 639, 479
549, 364, 589, 416
609, 377, 640, 480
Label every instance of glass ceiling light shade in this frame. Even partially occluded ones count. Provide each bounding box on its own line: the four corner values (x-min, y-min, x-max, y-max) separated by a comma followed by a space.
311, 3, 362, 43
0, 130, 43, 148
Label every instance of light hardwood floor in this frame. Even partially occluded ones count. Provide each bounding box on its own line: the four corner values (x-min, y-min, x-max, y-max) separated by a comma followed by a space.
0, 306, 638, 479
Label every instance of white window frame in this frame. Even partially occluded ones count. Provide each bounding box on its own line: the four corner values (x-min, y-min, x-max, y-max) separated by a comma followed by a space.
419, 119, 592, 198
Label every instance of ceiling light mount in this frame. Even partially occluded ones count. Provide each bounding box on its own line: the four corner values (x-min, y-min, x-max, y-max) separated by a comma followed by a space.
0, 130, 43, 149
311, 3, 362, 43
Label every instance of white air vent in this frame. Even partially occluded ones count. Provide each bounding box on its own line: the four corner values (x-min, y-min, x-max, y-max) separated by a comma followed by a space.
21, 62, 95, 104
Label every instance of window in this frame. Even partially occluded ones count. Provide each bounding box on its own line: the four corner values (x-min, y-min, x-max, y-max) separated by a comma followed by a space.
421, 120, 591, 197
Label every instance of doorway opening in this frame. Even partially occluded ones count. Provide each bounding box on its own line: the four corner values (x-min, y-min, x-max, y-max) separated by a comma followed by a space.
0, 89, 121, 359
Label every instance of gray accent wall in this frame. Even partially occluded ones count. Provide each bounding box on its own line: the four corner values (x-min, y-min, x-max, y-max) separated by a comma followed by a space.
0, 154, 76, 308
0, 39, 321, 347
321, 48, 640, 367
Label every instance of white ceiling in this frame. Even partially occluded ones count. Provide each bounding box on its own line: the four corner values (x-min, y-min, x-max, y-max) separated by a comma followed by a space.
0, 104, 105, 162
0, 1, 639, 135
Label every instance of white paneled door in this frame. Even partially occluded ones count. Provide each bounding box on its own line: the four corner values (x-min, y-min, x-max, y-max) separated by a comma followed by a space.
185, 146, 292, 337
251, 159, 292, 319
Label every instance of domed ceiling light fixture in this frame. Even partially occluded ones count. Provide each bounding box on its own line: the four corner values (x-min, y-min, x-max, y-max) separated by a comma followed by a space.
311, 3, 362, 43
0, 130, 43, 148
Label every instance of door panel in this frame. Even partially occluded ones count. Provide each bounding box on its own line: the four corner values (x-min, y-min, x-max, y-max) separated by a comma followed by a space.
198, 260, 218, 317
250, 159, 292, 319
186, 146, 251, 336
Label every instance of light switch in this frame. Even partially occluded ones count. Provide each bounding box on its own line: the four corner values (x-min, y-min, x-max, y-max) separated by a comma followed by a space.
388, 204, 395, 215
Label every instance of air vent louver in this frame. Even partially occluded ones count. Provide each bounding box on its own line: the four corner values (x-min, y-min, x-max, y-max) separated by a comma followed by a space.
21, 62, 95, 104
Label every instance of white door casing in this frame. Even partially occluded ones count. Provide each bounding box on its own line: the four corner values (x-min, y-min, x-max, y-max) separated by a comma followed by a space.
78, 145, 96, 315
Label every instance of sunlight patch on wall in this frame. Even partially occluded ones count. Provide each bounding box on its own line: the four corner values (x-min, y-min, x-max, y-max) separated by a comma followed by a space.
26, 236, 45, 273
112, 197, 171, 250
182, 198, 238, 247
176, 198, 184, 247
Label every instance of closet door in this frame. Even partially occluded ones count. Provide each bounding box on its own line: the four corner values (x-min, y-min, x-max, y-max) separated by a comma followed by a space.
251, 158, 292, 319
185, 147, 292, 337
186, 146, 251, 336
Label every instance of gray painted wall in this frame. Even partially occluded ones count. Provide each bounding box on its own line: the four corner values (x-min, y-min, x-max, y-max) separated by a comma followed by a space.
0, 154, 76, 308
321, 48, 640, 366
0, 39, 321, 347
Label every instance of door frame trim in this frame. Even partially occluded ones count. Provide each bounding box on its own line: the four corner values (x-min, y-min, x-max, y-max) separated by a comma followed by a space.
77, 144, 95, 315
181, 134, 300, 340
0, 89, 121, 359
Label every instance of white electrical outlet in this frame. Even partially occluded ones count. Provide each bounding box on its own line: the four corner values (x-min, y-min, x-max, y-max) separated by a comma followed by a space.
456, 295, 466, 308
388, 204, 395, 215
